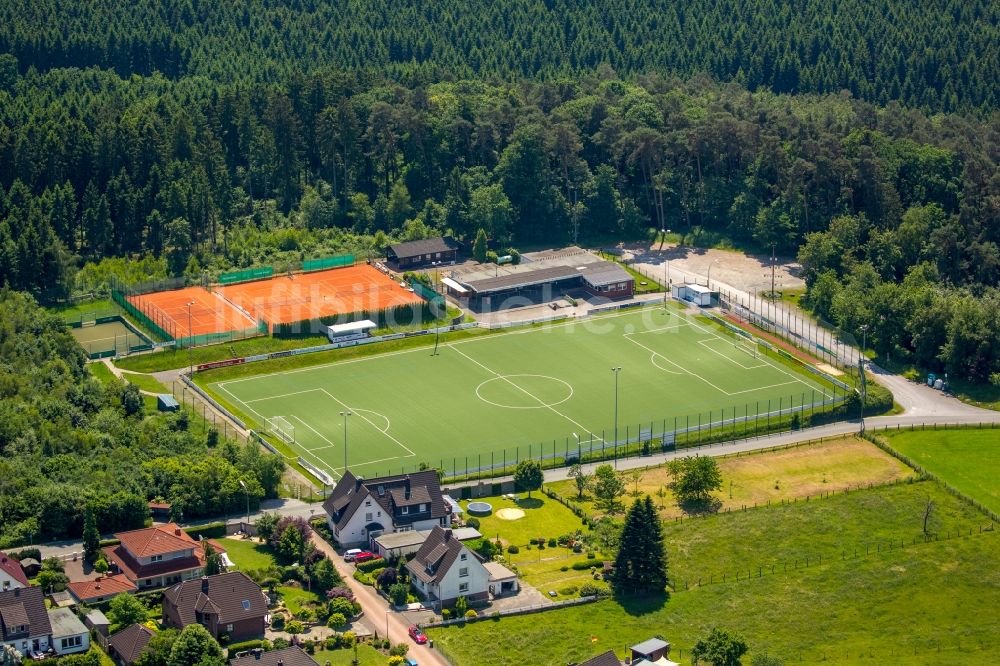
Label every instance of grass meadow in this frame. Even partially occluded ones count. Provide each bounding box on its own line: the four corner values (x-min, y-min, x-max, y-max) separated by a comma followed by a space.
429, 477, 1000, 665
883, 427, 1000, 515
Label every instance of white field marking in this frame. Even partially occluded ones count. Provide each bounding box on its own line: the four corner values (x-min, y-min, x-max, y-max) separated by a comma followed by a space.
245, 388, 326, 403
291, 415, 338, 449
448, 343, 603, 441
622, 329, 755, 396
216, 383, 333, 473
319, 389, 416, 458
696, 338, 768, 370
352, 408, 391, 433
327, 452, 414, 476
725, 380, 799, 396
475, 374, 575, 409
685, 315, 832, 400
217, 307, 670, 388
621, 334, 685, 375
631, 320, 697, 335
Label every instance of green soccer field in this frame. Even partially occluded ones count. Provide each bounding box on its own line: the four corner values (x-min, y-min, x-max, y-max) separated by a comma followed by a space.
208, 307, 840, 480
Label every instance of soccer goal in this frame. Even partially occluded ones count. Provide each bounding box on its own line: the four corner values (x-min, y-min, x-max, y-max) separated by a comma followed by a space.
267, 416, 296, 445
735, 336, 759, 358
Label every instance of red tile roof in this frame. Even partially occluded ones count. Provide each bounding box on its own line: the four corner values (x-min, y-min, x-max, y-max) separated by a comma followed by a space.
0, 553, 29, 588
116, 523, 199, 559
67, 575, 138, 603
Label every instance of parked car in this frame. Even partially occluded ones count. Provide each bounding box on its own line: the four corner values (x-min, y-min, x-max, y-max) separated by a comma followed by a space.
344, 549, 363, 562
404, 659, 418, 666
353, 551, 378, 564
408, 625, 428, 644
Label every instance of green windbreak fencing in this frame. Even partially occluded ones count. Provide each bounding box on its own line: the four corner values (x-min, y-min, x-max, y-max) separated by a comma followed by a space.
112, 290, 176, 341
303, 254, 354, 272
218, 266, 274, 285
411, 281, 446, 310
174, 320, 268, 348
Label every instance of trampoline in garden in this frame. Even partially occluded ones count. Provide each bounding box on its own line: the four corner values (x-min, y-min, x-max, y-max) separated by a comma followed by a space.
467, 502, 493, 515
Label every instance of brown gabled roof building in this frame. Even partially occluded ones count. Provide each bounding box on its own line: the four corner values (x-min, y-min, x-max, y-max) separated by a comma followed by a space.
0, 552, 29, 590
229, 646, 319, 666
103, 524, 227, 590
106, 624, 155, 666
67, 574, 138, 605
322, 470, 451, 547
576, 650, 623, 666
162, 572, 267, 642
0, 586, 53, 656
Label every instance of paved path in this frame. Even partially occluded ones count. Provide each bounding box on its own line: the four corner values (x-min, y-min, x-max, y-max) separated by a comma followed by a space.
309, 534, 451, 666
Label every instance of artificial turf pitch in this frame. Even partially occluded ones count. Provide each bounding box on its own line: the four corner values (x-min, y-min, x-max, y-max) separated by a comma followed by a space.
208, 307, 836, 479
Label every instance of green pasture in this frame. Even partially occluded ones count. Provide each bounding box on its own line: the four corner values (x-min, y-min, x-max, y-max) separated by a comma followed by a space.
883, 427, 1000, 515
205, 307, 837, 480
428, 479, 1000, 665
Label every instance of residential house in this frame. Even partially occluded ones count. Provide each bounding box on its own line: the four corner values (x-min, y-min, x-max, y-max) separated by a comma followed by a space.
0, 586, 51, 657
630, 637, 678, 666
102, 523, 227, 590
49, 608, 89, 656
162, 572, 268, 642
67, 574, 138, 605
322, 470, 452, 548
386, 237, 459, 269
575, 650, 622, 666
0, 553, 28, 591
229, 646, 319, 666
106, 624, 155, 666
372, 526, 481, 560
405, 527, 490, 609
482, 561, 518, 597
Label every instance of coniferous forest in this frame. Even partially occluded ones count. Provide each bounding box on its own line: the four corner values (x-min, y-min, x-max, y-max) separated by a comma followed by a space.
0, 0, 998, 385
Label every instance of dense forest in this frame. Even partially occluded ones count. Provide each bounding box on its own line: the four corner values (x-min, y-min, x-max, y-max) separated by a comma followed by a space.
0, 290, 285, 546
1, 0, 996, 111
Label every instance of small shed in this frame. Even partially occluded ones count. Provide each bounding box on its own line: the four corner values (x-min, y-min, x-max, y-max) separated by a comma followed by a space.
157, 394, 180, 412
484, 562, 519, 597
671, 283, 719, 307
326, 319, 377, 343
148, 501, 172, 520
84, 609, 110, 637
630, 637, 671, 663
386, 237, 459, 269
19, 557, 41, 577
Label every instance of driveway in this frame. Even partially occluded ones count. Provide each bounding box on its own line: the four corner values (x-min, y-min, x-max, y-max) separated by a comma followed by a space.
309, 535, 452, 666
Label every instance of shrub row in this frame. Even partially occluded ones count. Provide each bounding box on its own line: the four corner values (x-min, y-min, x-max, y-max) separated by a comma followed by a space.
356, 557, 387, 573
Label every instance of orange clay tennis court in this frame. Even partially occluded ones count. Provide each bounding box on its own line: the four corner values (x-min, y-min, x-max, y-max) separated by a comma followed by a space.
126, 286, 257, 339
217, 265, 424, 325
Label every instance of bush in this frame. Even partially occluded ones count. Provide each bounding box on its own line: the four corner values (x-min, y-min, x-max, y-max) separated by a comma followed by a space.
225, 639, 270, 656
184, 522, 227, 540
328, 597, 355, 619
9, 547, 41, 561
285, 620, 304, 634
507, 545, 519, 554
572, 543, 583, 553
327, 613, 347, 629
355, 557, 387, 573
271, 615, 285, 630
560, 565, 569, 572
295, 607, 315, 622
441, 609, 451, 620
464, 610, 478, 619
586, 551, 596, 559
571, 561, 594, 570
465, 516, 480, 529
547, 538, 557, 547
558, 585, 578, 596
579, 582, 611, 599
352, 570, 373, 585
389, 643, 409, 657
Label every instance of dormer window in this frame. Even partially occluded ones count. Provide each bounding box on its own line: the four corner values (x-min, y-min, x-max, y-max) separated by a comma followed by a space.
401, 506, 409, 515
151, 555, 163, 562
377, 485, 385, 496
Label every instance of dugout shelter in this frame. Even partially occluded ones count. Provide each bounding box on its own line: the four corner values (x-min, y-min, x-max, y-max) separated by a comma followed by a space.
671, 283, 719, 307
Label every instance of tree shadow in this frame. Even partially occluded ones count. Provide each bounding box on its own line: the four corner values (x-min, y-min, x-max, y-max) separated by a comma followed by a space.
616, 591, 670, 616
678, 497, 723, 516
517, 497, 544, 510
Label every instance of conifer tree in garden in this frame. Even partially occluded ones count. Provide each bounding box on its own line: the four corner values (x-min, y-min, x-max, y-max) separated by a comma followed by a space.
612, 496, 668, 596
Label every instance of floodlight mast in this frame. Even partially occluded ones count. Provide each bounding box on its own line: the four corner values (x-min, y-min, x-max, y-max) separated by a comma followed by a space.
340, 410, 352, 473
612, 367, 622, 468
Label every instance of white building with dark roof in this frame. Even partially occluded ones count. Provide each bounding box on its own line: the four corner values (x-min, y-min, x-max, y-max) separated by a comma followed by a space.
322, 470, 452, 548
405, 527, 490, 609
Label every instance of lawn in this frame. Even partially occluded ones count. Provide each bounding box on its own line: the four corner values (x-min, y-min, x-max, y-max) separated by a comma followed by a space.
428, 480, 1000, 665
312, 643, 385, 665
203, 307, 835, 480
120, 371, 169, 394
49, 298, 117, 322
549, 437, 915, 520
883, 427, 1000, 515
87, 360, 119, 385
219, 537, 278, 571
466, 495, 585, 547
277, 585, 324, 615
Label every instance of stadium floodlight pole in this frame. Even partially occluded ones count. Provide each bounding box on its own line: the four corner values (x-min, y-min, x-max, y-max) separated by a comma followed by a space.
186, 301, 195, 375
238, 479, 250, 526
573, 432, 580, 461
611, 367, 622, 468
771, 243, 776, 299
340, 410, 352, 472
858, 325, 869, 435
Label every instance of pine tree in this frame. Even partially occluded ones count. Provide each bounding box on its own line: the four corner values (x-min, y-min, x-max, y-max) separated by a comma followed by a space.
472, 227, 488, 263
82, 508, 100, 562
612, 496, 668, 596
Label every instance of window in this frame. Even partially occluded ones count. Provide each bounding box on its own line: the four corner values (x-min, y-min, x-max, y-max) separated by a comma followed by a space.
401, 506, 409, 515
460, 553, 467, 561
226, 624, 234, 632
150, 555, 163, 562
365, 513, 373, 522
459, 583, 469, 593
242, 600, 251, 610
365, 500, 371, 507
61, 636, 82, 649
377, 485, 385, 496
459, 567, 469, 578
419, 503, 426, 512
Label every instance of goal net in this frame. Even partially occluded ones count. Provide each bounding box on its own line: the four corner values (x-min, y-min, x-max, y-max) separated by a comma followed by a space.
735, 336, 759, 358
268, 416, 296, 445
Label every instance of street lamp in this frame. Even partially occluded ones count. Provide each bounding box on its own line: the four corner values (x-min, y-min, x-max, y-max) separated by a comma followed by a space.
611, 367, 622, 468
385, 608, 390, 643
238, 479, 250, 527
340, 410, 352, 473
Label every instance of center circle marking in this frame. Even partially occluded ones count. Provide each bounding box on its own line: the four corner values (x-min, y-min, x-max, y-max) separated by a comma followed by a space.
475, 374, 574, 409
